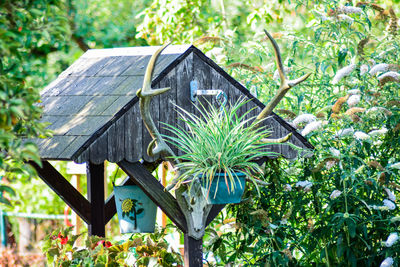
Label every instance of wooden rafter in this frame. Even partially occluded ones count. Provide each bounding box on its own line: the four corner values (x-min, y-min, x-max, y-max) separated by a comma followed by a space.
117, 160, 187, 232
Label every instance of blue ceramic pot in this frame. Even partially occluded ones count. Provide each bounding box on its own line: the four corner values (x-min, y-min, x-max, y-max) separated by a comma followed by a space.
114, 185, 157, 233
200, 172, 246, 204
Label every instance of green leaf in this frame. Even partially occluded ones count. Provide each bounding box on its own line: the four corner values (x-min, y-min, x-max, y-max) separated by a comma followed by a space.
338, 49, 348, 66
136, 208, 144, 215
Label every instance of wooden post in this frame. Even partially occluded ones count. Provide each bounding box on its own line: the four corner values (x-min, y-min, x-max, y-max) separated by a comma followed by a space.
66, 162, 87, 238
184, 234, 203, 266
72, 174, 82, 240
161, 162, 168, 228
87, 162, 105, 237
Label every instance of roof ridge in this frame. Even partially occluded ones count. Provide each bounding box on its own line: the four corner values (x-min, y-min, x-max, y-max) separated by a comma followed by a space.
82, 44, 193, 58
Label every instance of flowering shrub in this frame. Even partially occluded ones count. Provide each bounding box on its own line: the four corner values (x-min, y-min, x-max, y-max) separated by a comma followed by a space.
201, 1, 400, 266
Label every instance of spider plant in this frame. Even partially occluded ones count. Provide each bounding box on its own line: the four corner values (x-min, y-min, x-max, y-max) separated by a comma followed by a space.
164, 99, 276, 198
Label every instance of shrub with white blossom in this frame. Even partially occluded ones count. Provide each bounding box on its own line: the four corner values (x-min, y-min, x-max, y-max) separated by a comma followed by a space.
204, 1, 400, 266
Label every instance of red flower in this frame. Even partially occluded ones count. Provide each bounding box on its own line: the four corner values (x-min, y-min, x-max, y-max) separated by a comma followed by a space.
95, 240, 104, 248
18, 26, 22, 32
57, 233, 68, 245
94, 240, 113, 248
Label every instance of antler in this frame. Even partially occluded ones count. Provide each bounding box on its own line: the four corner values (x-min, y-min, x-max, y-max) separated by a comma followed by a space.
253, 30, 311, 144
255, 30, 311, 123
136, 43, 179, 164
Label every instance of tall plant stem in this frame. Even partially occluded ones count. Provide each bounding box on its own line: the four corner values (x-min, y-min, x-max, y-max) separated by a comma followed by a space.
324, 240, 331, 267
343, 179, 350, 246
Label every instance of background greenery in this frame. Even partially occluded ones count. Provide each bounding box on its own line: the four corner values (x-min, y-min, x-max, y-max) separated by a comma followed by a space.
0, 0, 399, 266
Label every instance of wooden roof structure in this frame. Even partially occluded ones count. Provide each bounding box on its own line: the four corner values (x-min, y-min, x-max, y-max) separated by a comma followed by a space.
30, 44, 313, 266
35, 44, 312, 164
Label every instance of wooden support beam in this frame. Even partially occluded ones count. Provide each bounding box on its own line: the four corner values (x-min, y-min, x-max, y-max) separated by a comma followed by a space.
87, 162, 105, 237
30, 161, 91, 224
206, 204, 225, 226
117, 160, 187, 232
104, 176, 136, 224
184, 234, 203, 266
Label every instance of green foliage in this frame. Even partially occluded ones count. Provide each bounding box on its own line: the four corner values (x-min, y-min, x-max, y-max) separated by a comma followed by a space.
201, 1, 400, 266
165, 99, 276, 194
0, 0, 71, 206
41, 226, 183, 267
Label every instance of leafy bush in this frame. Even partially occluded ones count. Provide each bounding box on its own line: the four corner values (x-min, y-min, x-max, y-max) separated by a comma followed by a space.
202, 2, 400, 266
42, 226, 183, 267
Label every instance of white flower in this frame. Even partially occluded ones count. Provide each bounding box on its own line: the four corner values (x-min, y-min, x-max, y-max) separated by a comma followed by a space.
348, 89, 361, 95
354, 131, 370, 140
369, 63, 389, 75
385, 232, 399, 247
380, 257, 394, 267
369, 59, 376, 66
366, 107, 392, 116
314, 10, 329, 21
293, 114, 316, 128
206, 47, 225, 63
347, 94, 361, 107
360, 64, 369, 75
378, 71, 400, 82
325, 160, 337, 170
330, 190, 342, 199
339, 6, 362, 14
379, 47, 395, 58
332, 64, 356, 84
286, 167, 301, 176
301, 121, 322, 135
384, 188, 396, 202
280, 218, 288, 225
333, 85, 345, 94
374, 140, 383, 146
336, 127, 354, 137
369, 127, 388, 137
391, 216, 400, 223
390, 162, 400, 170
338, 14, 354, 23
269, 223, 278, 229
329, 147, 340, 157
273, 67, 291, 81
296, 181, 313, 192
284, 184, 292, 191
383, 199, 396, 210
264, 63, 275, 72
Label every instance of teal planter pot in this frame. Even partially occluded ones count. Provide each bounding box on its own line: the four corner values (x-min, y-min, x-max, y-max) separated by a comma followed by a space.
200, 172, 246, 204
114, 185, 157, 233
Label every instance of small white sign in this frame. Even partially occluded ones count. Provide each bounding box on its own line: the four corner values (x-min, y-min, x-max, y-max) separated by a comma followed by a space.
66, 162, 87, 175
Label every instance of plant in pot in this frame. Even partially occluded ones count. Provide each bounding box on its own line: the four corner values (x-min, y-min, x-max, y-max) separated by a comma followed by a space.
164, 99, 276, 204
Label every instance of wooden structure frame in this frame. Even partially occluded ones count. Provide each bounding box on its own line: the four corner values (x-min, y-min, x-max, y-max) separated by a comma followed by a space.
31, 44, 312, 266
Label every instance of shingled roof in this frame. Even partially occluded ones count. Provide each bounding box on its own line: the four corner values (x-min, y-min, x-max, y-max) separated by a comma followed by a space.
35, 44, 312, 163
